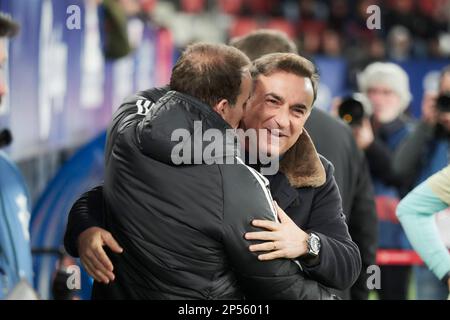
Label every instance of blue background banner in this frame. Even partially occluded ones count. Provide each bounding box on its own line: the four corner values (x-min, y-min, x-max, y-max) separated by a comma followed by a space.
30, 132, 106, 300
0, 0, 173, 299
0, 151, 33, 298
0, 0, 173, 161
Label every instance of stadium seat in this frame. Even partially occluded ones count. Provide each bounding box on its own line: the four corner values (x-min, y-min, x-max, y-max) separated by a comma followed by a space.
217, 0, 242, 15
246, 0, 276, 15
180, 0, 205, 13
229, 17, 260, 38
265, 18, 297, 38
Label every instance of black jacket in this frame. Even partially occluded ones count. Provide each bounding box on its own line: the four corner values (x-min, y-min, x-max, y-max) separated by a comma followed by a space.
393, 120, 450, 184
65, 88, 336, 300
305, 109, 377, 300
367, 116, 416, 196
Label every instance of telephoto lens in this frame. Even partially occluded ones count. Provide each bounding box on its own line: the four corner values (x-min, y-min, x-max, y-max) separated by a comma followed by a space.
436, 93, 450, 113
338, 97, 366, 127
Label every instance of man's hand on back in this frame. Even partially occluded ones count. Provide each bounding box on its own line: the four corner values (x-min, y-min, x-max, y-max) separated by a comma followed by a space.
77, 227, 123, 284
245, 202, 309, 260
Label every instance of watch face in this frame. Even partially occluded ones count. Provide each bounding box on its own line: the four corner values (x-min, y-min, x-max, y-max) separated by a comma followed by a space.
309, 234, 321, 255
311, 239, 320, 253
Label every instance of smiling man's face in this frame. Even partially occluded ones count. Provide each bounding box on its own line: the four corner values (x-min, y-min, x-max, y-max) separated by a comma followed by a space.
240, 71, 314, 157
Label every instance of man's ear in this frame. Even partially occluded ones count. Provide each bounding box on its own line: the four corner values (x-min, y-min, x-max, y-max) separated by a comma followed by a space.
213, 99, 230, 117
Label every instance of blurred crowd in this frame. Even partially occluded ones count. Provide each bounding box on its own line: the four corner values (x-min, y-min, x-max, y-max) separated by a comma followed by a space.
108, 0, 450, 89
112, 0, 450, 59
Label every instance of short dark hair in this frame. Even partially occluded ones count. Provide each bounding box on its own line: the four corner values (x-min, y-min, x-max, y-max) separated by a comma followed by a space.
0, 13, 19, 38
170, 43, 251, 108
230, 29, 298, 61
251, 53, 319, 103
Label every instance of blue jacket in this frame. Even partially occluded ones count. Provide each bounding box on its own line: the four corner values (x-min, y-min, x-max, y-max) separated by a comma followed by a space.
0, 151, 33, 298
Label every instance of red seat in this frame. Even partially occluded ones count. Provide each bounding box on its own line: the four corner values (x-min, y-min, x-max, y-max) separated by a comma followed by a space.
140, 0, 157, 13
229, 18, 260, 38
180, 0, 205, 13
246, 0, 276, 14
418, 0, 436, 17
218, 0, 243, 15
298, 20, 327, 35
265, 19, 297, 38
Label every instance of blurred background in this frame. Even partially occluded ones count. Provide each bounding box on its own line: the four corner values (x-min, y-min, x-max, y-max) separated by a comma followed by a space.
0, 0, 449, 300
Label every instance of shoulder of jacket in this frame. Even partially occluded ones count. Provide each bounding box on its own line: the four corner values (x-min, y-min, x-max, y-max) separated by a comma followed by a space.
318, 155, 335, 182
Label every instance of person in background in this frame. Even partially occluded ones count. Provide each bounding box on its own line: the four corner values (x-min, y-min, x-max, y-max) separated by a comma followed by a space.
392, 65, 450, 300
397, 164, 450, 299
354, 62, 415, 300
0, 13, 34, 299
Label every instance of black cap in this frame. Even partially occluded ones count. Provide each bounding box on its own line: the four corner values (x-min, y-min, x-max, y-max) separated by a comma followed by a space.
436, 93, 450, 113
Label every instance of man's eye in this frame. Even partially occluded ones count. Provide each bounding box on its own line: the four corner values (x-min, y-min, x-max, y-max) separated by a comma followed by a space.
293, 107, 305, 115
266, 99, 277, 105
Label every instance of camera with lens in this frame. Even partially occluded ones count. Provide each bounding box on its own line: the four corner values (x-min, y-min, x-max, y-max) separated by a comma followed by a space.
436, 93, 450, 113
433, 92, 450, 137
337, 94, 372, 127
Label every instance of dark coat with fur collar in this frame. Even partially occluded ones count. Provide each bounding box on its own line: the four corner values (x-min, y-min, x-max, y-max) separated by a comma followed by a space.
274, 130, 362, 290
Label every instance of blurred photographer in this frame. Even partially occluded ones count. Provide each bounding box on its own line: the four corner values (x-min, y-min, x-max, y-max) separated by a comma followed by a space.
338, 93, 409, 187
392, 65, 450, 300
394, 66, 450, 181
340, 62, 415, 300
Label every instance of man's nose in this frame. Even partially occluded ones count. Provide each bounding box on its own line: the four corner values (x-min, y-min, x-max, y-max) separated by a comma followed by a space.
274, 104, 290, 129
369, 91, 382, 101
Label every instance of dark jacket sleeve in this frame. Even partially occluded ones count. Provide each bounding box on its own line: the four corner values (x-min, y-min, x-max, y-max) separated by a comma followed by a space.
105, 87, 168, 165
392, 120, 434, 179
365, 138, 395, 183
220, 164, 337, 300
348, 152, 378, 300
64, 90, 156, 257
64, 185, 105, 257
64, 88, 168, 257
300, 160, 362, 291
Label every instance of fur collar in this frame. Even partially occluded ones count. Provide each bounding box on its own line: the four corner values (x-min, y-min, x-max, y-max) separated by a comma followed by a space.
279, 129, 326, 188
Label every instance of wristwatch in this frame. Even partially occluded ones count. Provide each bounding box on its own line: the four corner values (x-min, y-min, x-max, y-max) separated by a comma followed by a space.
306, 232, 321, 258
